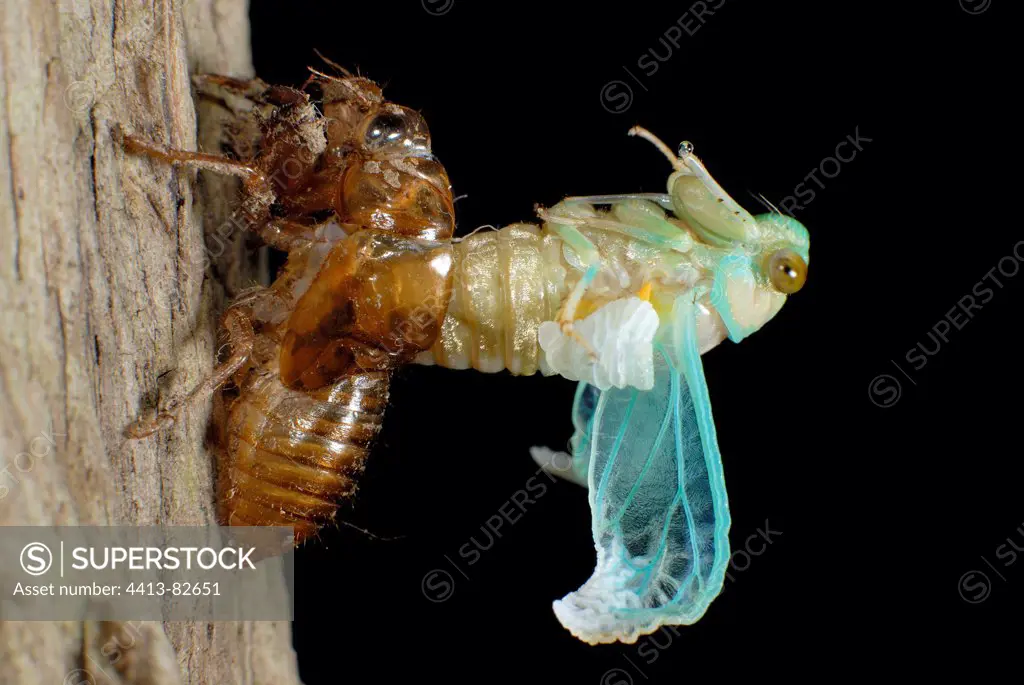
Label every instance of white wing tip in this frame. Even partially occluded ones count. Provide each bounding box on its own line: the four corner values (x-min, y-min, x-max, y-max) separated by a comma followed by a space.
552, 593, 647, 645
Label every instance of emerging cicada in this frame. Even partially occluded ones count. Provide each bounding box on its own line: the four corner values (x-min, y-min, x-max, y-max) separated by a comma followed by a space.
417, 127, 810, 644
123, 67, 454, 546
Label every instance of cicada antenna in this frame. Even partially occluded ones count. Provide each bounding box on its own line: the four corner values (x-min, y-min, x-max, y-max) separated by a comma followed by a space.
313, 48, 354, 77
628, 126, 686, 171
301, 67, 331, 91
750, 191, 786, 216
759, 193, 783, 215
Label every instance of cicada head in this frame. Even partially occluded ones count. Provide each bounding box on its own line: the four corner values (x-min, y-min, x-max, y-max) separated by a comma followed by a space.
753, 212, 810, 294
706, 212, 810, 343
624, 127, 810, 340
313, 75, 384, 155
327, 92, 453, 240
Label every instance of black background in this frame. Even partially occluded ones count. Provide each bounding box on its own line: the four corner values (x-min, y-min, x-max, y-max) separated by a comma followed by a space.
248, 0, 1017, 679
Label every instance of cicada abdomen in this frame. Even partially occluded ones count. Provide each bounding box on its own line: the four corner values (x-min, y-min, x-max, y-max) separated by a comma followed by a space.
416, 212, 702, 382
217, 362, 390, 543
419, 223, 568, 376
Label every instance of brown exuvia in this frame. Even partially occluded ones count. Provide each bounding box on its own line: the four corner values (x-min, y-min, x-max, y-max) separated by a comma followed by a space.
123, 67, 455, 546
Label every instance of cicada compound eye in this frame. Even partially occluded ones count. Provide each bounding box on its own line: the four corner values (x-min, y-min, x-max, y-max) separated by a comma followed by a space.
766, 249, 807, 294
359, 106, 431, 158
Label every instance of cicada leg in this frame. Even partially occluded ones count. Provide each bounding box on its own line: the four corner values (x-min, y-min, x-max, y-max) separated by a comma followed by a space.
193, 73, 311, 111
120, 130, 272, 203
541, 200, 693, 254
192, 74, 271, 102
563, 193, 674, 211
119, 130, 328, 251
125, 304, 258, 438
546, 223, 603, 360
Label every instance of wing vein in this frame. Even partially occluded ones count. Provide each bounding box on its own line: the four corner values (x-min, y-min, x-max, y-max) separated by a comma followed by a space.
592, 390, 639, 528
670, 351, 703, 596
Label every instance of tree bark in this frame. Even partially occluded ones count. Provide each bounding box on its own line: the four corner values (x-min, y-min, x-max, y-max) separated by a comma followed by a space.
0, 1, 301, 683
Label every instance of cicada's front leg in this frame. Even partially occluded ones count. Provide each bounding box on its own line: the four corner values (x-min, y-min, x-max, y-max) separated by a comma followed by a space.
120, 130, 271, 196
125, 295, 272, 438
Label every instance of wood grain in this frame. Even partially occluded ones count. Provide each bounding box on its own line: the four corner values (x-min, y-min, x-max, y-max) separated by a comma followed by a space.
0, 1, 301, 682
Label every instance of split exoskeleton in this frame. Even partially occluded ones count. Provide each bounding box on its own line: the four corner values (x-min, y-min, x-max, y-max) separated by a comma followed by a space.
123, 68, 455, 545
417, 127, 810, 644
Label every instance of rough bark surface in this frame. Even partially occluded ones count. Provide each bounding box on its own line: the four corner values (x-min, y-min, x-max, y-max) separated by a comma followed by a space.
0, 1, 301, 683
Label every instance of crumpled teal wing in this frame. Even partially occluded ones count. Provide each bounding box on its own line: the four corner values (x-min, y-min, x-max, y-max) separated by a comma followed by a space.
552, 296, 731, 644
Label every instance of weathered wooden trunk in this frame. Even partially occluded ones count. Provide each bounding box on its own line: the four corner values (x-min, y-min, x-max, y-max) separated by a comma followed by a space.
0, 1, 301, 682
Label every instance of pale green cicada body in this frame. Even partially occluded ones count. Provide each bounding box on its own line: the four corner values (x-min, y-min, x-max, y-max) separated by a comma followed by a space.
417, 128, 810, 644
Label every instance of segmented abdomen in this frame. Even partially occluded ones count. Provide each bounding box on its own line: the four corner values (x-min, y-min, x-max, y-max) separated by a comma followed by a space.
417, 223, 570, 376
217, 365, 389, 546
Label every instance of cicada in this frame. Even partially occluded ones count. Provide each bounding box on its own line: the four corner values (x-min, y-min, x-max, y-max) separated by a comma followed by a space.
123, 67, 455, 546
417, 127, 810, 643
